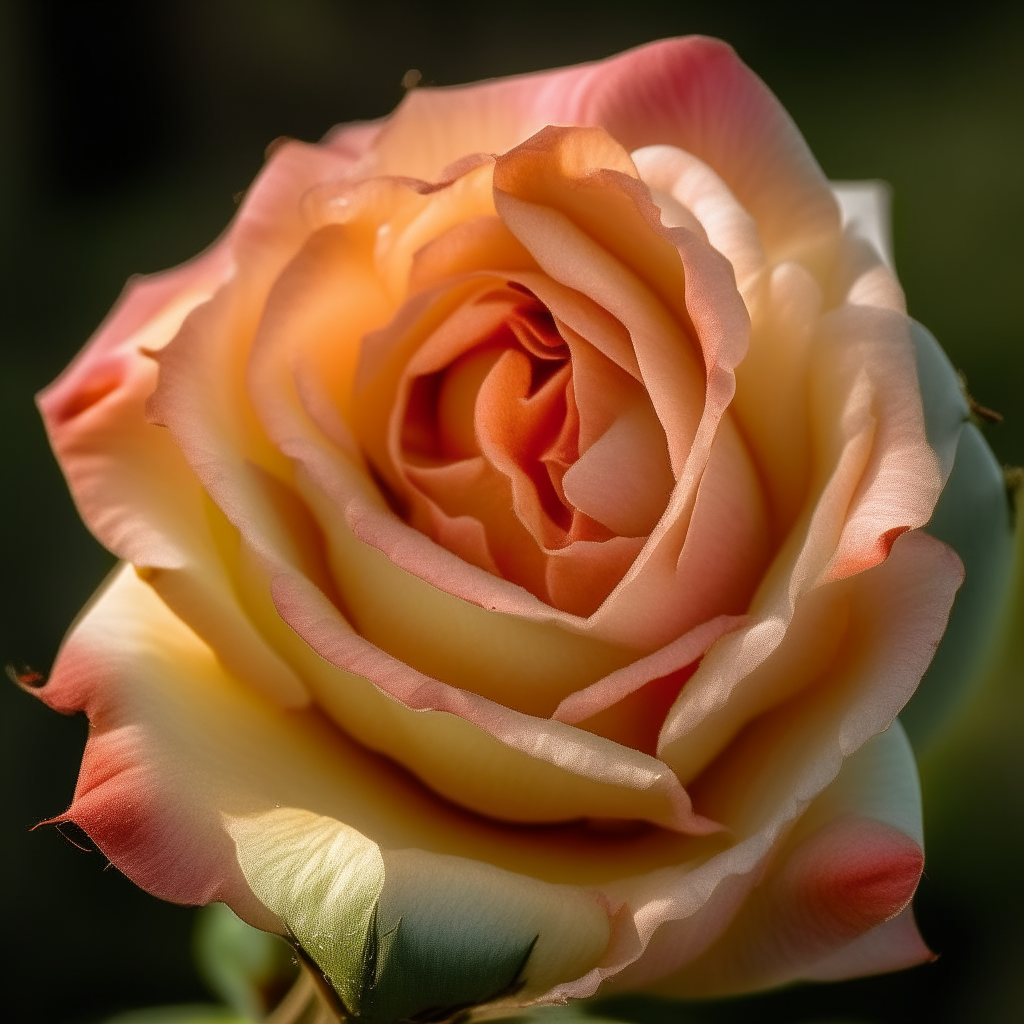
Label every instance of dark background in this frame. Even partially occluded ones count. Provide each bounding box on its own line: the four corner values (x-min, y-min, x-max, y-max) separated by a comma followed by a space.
1, 2, 1021, 1022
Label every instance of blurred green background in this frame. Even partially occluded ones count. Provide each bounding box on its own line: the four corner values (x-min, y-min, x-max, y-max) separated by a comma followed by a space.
1, 1, 1021, 1022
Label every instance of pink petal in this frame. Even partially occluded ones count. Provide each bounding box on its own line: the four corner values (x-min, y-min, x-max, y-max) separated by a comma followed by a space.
370, 39, 838, 264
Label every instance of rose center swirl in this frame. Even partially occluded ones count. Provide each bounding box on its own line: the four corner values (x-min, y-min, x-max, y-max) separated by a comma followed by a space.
352, 277, 677, 615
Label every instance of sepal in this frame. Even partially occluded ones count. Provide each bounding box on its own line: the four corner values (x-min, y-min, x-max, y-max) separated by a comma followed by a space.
905, 322, 1016, 746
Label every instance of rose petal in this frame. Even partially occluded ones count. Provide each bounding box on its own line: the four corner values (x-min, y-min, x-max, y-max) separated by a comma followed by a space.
494, 127, 703, 481
551, 567, 945, 1001
37, 247, 308, 709
657, 287, 949, 775
619, 724, 929, 997
370, 39, 839, 267
37, 566, 616, 1015
270, 568, 716, 833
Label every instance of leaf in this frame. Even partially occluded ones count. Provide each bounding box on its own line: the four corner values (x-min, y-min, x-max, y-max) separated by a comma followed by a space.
102, 1006, 248, 1024
193, 902, 298, 1021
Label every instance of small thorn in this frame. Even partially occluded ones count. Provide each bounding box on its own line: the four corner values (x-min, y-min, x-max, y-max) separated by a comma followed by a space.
970, 399, 1004, 424
957, 370, 1004, 424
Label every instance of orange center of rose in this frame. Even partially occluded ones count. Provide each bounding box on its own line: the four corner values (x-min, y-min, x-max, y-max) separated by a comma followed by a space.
353, 273, 678, 616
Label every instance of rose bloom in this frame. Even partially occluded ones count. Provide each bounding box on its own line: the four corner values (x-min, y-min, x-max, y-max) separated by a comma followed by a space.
33, 36, 995, 1023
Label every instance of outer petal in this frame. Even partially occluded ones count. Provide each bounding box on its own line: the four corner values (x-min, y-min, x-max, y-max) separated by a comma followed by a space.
658, 293, 948, 779
833, 180, 894, 272
35, 135, 376, 711
37, 245, 230, 572
35, 566, 616, 1021
370, 38, 839, 268
547, 530, 960, 1001
635, 722, 929, 997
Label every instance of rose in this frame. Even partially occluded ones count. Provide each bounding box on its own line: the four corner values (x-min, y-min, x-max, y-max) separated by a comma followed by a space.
30, 36, 1002, 1023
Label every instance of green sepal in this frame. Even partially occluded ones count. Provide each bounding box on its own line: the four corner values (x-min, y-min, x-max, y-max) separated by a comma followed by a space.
351, 904, 537, 1024
902, 322, 1016, 749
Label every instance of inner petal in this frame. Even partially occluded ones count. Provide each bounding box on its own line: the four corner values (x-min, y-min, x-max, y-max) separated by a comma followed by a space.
475, 349, 575, 545
358, 270, 691, 615
563, 400, 675, 538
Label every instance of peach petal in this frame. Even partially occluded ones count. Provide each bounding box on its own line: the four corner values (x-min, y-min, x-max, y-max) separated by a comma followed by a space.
321, 118, 384, 162
626, 720, 929, 997
148, 138, 370, 489
403, 456, 535, 586
560, 329, 645, 454
583, 221, 753, 648
657, 292, 947, 775
662, 524, 961, 784
37, 248, 308, 710
637, 820, 926, 998
370, 39, 839, 267
667, 413, 772, 623
408, 215, 538, 294
562, 399, 674, 538
815, 306, 942, 584
39, 246, 230, 570
246, 226, 392, 463
354, 278, 508, 492
632, 144, 767, 297
473, 351, 573, 547
37, 565, 291, 932
799, 906, 933, 982
543, 536, 648, 619
494, 130, 704, 481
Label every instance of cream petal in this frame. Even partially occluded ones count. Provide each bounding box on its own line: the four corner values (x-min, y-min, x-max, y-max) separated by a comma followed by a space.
553, 579, 945, 1002
269, 567, 715, 834
36, 566, 617, 1019
833, 180, 895, 272
632, 144, 767, 297
660, 519, 961, 784
627, 724, 928, 997
553, 614, 746, 727
732, 259, 822, 537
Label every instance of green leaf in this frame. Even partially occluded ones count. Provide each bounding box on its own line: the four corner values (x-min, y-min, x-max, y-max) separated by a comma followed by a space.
193, 903, 298, 1021
102, 1006, 248, 1024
